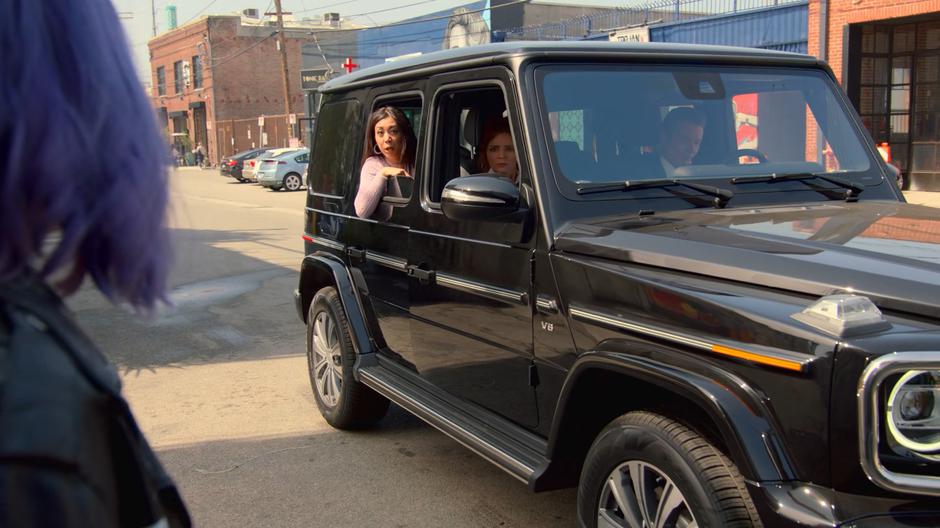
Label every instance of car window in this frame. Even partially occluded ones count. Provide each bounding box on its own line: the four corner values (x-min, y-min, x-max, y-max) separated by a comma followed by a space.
367, 95, 423, 205
536, 65, 875, 197
309, 98, 360, 198
295, 153, 309, 163
427, 85, 514, 204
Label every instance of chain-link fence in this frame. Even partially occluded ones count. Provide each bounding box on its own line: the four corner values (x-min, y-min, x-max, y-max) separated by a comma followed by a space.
503, 0, 805, 41
215, 114, 301, 158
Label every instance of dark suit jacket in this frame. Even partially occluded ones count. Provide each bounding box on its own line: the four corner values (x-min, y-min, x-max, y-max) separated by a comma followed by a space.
625, 152, 668, 181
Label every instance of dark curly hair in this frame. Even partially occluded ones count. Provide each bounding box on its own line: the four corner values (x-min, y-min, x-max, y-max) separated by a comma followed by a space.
360, 106, 417, 169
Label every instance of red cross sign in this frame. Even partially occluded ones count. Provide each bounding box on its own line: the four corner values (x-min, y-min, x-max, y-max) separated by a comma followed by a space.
342, 57, 358, 73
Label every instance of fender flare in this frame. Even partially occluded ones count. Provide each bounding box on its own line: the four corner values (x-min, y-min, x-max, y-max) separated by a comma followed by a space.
541, 351, 796, 485
297, 252, 375, 356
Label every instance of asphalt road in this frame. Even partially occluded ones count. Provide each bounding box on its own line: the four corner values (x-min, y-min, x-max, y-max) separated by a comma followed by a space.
66, 168, 578, 527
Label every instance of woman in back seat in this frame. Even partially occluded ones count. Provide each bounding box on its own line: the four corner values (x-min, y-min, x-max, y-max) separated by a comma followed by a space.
354, 106, 416, 220
475, 117, 519, 184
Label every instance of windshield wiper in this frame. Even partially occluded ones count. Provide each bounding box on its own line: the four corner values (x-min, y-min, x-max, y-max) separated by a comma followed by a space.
730, 172, 864, 201
576, 178, 733, 209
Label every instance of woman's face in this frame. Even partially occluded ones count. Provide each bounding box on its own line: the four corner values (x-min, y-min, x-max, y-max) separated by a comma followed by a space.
485, 132, 517, 181
374, 116, 404, 164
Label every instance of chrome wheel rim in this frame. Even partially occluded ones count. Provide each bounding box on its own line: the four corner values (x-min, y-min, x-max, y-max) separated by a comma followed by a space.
285, 174, 301, 191
598, 460, 697, 528
312, 311, 343, 407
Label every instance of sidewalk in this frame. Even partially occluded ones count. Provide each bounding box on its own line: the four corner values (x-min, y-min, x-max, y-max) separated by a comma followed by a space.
904, 191, 940, 208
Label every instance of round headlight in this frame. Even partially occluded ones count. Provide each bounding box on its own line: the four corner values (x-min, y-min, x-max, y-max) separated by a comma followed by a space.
886, 370, 940, 455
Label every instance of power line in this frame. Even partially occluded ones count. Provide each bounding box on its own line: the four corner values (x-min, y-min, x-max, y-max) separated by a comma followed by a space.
308, 0, 528, 34
343, 0, 441, 19
305, 26, 458, 50
291, 0, 364, 15
212, 32, 279, 68
152, 0, 526, 74
181, 0, 220, 27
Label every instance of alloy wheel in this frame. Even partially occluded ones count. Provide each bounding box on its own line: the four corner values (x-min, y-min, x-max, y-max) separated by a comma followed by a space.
598, 460, 697, 528
284, 173, 302, 191
312, 311, 343, 407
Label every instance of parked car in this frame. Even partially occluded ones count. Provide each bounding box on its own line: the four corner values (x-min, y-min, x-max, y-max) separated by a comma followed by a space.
220, 148, 266, 182
295, 42, 939, 527
243, 147, 297, 182
257, 148, 309, 191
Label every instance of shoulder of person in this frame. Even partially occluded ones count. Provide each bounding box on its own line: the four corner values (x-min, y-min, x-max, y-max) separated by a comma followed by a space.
0, 276, 189, 527
361, 156, 387, 173
0, 276, 122, 463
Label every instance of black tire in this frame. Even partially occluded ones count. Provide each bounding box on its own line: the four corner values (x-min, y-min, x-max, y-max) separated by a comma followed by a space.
306, 286, 389, 429
283, 172, 302, 191
578, 411, 761, 528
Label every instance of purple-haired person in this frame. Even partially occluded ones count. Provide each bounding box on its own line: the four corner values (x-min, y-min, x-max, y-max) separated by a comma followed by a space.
0, 1, 190, 527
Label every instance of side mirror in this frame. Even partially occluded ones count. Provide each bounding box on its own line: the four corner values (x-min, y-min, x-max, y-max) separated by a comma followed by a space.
440, 175, 525, 222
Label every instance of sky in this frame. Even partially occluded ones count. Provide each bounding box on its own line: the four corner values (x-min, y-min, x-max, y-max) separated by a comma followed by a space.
112, 0, 634, 82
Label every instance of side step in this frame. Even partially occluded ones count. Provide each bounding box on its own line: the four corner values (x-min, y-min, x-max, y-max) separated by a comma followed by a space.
357, 356, 549, 485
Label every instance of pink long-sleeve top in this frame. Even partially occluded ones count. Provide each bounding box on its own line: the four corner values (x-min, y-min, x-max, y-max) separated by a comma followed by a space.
354, 156, 410, 221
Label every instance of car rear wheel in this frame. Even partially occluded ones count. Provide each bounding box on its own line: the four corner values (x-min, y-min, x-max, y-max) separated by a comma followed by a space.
283, 173, 302, 191
306, 286, 389, 429
578, 411, 761, 528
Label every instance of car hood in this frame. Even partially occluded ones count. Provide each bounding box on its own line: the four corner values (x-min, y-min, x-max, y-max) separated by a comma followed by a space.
556, 201, 940, 318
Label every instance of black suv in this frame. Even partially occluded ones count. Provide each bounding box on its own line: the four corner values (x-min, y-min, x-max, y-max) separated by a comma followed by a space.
295, 42, 940, 527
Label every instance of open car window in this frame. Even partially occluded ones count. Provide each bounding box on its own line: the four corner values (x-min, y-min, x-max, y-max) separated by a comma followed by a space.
427, 85, 511, 204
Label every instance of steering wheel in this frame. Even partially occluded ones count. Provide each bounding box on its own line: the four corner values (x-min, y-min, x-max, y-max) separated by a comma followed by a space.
729, 148, 769, 164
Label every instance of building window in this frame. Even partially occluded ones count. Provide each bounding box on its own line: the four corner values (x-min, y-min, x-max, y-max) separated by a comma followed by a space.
858, 21, 940, 187
192, 55, 203, 89
156, 66, 166, 96
173, 60, 183, 94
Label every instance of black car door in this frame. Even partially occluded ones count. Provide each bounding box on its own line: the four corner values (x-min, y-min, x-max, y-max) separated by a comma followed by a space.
339, 89, 425, 362
406, 70, 538, 429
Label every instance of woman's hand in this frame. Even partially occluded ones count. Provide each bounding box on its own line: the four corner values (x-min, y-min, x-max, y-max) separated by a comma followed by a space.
380, 166, 411, 178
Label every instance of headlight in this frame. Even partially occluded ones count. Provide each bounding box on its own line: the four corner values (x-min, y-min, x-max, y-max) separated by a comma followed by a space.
858, 352, 940, 496
887, 370, 940, 458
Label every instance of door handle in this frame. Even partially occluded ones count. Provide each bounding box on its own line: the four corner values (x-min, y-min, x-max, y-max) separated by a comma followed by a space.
406, 265, 435, 285
346, 246, 365, 262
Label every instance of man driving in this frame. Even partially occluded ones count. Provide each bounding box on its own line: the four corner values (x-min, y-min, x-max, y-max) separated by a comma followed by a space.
656, 106, 705, 177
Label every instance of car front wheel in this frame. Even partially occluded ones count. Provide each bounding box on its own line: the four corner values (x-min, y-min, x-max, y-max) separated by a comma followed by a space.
578, 411, 761, 528
306, 286, 389, 429
283, 172, 303, 191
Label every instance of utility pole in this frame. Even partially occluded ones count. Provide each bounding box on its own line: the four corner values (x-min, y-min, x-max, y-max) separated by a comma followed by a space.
273, 0, 294, 140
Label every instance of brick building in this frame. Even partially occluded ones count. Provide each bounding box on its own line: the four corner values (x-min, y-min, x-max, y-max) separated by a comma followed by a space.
149, 13, 356, 165
810, 0, 940, 189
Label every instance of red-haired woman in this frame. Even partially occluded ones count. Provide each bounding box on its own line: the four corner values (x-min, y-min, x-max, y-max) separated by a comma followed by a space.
354, 106, 417, 220
476, 117, 518, 183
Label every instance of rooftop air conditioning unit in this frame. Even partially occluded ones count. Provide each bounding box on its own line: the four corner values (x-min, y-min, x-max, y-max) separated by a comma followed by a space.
242, 8, 259, 18
323, 12, 340, 27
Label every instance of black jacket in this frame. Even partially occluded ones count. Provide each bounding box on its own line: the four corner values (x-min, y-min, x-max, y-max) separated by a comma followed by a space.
0, 275, 189, 527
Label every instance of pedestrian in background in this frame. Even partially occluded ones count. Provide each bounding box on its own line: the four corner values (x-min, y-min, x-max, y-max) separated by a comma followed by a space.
194, 142, 206, 168
171, 143, 181, 167
0, 0, 190, 526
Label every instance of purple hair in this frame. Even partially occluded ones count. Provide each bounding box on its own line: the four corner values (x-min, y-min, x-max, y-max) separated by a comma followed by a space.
0, 0, 171, 310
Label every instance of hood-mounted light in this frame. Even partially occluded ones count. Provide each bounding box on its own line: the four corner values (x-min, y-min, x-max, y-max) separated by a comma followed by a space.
792, 294, 891, 337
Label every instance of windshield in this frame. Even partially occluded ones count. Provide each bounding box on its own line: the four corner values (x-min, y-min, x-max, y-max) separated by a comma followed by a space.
536, 65, 874, 194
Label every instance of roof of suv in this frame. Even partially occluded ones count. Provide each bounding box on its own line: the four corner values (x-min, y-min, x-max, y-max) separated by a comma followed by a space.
320, 41, 823, 93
